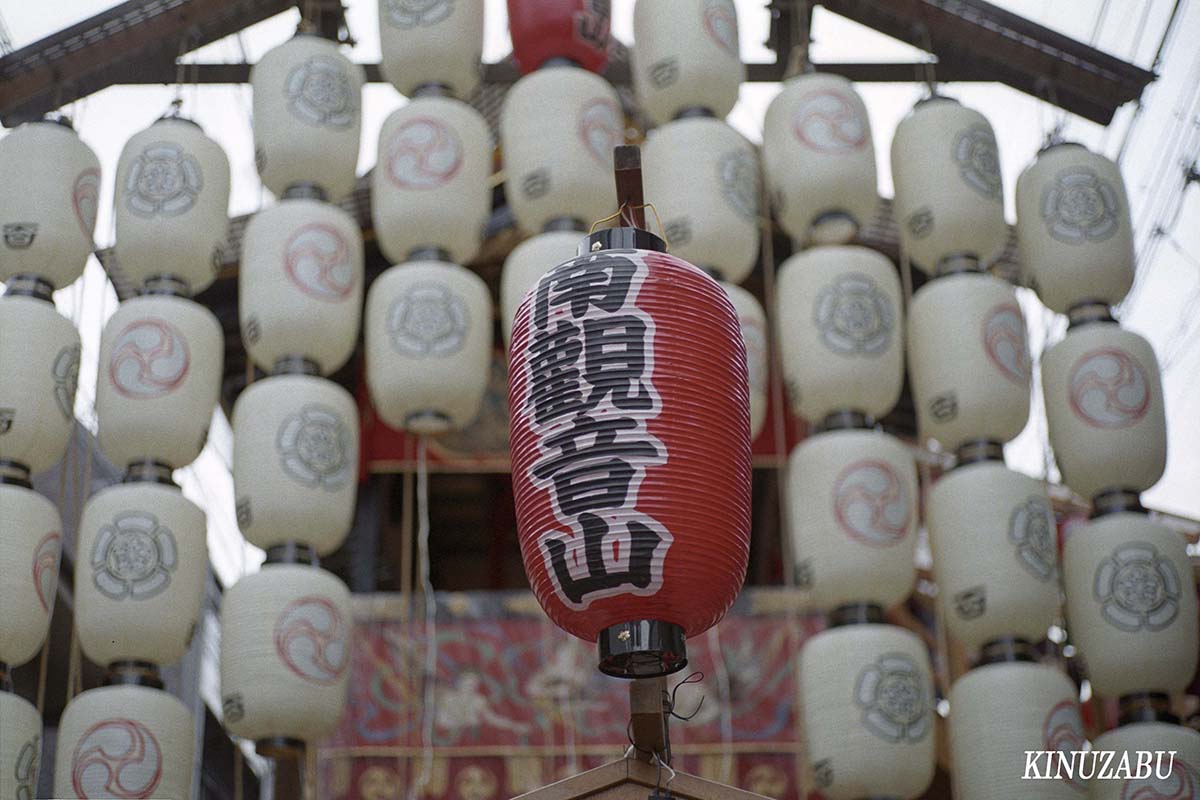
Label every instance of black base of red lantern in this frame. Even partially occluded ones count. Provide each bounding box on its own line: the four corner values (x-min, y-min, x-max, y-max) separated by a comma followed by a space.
257, 736, 306, 760
597, 620, 687, 679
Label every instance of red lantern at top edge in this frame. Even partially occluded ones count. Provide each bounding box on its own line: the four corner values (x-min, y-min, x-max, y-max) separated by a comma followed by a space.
508, 0, 611, 75
507, 228, 752, 678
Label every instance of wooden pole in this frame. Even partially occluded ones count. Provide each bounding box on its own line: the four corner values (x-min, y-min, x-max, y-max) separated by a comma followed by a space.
629, 677, 669, 764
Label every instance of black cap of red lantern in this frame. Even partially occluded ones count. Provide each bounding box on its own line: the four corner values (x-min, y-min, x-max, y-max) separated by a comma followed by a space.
507, 0, 611, 75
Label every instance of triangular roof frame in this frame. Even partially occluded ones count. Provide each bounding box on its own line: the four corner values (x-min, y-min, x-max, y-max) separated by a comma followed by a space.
514, 757, 772, 800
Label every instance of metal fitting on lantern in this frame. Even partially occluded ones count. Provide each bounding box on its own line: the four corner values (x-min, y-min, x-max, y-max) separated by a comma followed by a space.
103, 659, 165, 690
953, 439, 1005, 468
0, 662, 13, 693
1117, 692, 1177, 726
264, 541, 319, 567
122, 459, 176, 486
1090, 489, 1145, 518
1065, 301, 1116, 330
598, 620, 688, 679
0, 459, 32, 488
827, 602, 885, 627
3, 274, 55, 302
143, 274, 192, 297
411, 82, 451, 99
543, 217, 584, 234
271, 355, 320, 377
407, 246, 452, 263
817, 410, 871, 433
935, 251, 984, 277
976, 636, 1036, 666
281, 182, 328, 203
674, 106, 717, 121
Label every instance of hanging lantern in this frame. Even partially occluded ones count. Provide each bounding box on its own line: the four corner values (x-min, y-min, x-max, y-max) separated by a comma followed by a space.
74, 482, 206, 670
501, 66, 623, 235
776, 246, 903, 424
631, 0, 743, 124
0, 294, 81, 476
949, 661, 1086, 800
722, 282, 767, 440
240, 198, 364, 375
927, 461, 1059, 652
1062, 512, 1198, 700
787, 429, 917, 611
500, 230, 584, 345
800, 624, 935, 799
1090, 722, 1200, 800
251, 35, 364, 201
507, 0, 610, 75
113, 116, 231, 296
365, 259, 492, 433
1041, 321, 1165, 502
232, 374, 359, 555
378, 0, 484, 97
219, 564, 353, 750
95, 294, 223, 470
908, 272, 1031, 452
372, 97, 491, 267
642, 117, 760, 283
762, 73, 877, 246
891, 96, 1008, 275
0, 692, 41, 800
1016, 143, 1133, 314
54, 684, 194, 800
508, 235, 752, 677
0, 484, 60, 670
0, 119, 100, 291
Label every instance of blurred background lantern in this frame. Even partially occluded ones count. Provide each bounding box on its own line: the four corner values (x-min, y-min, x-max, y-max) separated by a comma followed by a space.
800, 623, 936, 799
763, 73, 877, 246
0, 483, 61, 675
1090, 722, 1200, 799
508, 228, 751, 677
501, 230, 583, 345
0, 118, 100, 291
113, 115, 230, 297
1016, 142, 1134, 315
632, 0, 744, 124
220, 563, 353, 753
54, 684, 195, 800
722, 281, 767, 440
251, 34, 364, 202
378, 0, 483, 98
0, 691, 41, 800
891, 96, 1007, 275
507, 0, 610, 76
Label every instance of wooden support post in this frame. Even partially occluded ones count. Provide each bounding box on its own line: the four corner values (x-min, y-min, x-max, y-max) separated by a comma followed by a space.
613, 145, 647, 230
629, 677, 669, 764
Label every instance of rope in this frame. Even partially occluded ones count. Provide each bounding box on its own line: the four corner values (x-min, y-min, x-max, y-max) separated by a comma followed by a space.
407, 436, 438, 800
705, 628, 734, 783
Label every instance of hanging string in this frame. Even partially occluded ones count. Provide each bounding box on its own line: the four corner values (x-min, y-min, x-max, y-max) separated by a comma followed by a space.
407, 436, 438, 800
915, 23, 937, 97
705, 628, 735, 783
782, 0, 812, 80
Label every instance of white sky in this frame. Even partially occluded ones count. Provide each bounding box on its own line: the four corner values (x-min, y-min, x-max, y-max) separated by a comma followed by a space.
3, 0, 1199, 586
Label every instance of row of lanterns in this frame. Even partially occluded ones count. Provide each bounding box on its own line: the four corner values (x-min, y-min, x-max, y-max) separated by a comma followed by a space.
2, 0, 1198, 796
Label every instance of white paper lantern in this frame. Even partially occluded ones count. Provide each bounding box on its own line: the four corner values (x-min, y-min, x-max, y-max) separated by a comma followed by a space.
0, 295, 81, 474
500, 65, 623, 234
240, 198, 364, 375
1062, 512, 1198, 699
762, 73, 877, 245
0, 119, 100, 290
908, 271, 1031, 451
787, 429, 917, 612
372, 96, 491, 266
891, 97, 1008, 275
54, 684, 194, 800
949, 661, 1085, 800
642, 117, 759, 283
232, 374, 359, 555
801, 624, 935, 799
220, 564, 352, 744
252, 34, 364, 200
366, 260, 492, 433
114, 117, 231, 296
75, 482, 206, 669
776, 246, 903, 422
631, 0, 744, 124
0, 483, 61, 669
723, 282, 767, 440
500, 230, 583, 344
928, 462, 1059, 652
1041, 322, 1166, 501
96, 294, 223, 470
1016, 143, 1133, 314
0, 692, 41, 800
1090, 722, 1200, 799
378, 0, 483, 97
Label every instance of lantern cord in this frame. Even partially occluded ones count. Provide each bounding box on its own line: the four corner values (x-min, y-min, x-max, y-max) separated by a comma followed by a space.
588, 203, 671, 251
706, 627, 735, 782
664, 671, 706, 721
408, 435, 438, 800
914, 23, 937, 96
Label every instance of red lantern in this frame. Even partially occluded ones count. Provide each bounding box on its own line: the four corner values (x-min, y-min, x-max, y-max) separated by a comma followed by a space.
508, 228, 752, 677
507, 0, 611, 75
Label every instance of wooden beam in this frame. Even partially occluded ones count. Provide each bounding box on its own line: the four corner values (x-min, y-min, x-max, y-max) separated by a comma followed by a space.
629, 677, 668, 763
